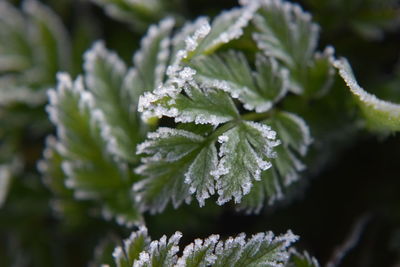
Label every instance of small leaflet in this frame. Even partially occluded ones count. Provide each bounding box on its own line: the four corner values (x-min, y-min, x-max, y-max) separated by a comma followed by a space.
253, 0, 319, 68
236, 111, 311, 213
253, 0, 329, 95
334, 58, 400, 132
213, 121, 279, 205
190, 51, 288, 113
138, 79, 240, 126
124, 17, 175, 103
134, 128, 217, 212
190, 2, 259, 57
84, 41, 143, 162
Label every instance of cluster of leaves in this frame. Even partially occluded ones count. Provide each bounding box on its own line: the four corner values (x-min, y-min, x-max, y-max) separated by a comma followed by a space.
42, 0, 332, 227
2, 0, 400, 266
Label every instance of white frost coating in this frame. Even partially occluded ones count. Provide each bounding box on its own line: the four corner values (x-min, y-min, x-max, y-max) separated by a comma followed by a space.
245, 121, 280, 158
176, 235, 220, 267
184, 145, 218, 207
84, 41, 127, 90
276, 230, 299, 249
218, 135, 229, 143
136, 128, 204, 164
207, 2, 258, 52
133, 251, 150, 267
172, 17, 209, 47
112, 246, 123, 260
252, 0, 319, 79
83, 42, 130, 159
123, 225, 149, 253
334, 58, 400, 115
281, 111, 312, 155
134, 17, 175, 89
138, 80, 234, 125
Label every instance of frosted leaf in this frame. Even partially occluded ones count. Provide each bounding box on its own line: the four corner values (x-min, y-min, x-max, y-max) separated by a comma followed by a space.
170, 17, 210, 64
237, 111, 312, 213
84, 41, 143, 162
253, 0, 318, 67
134, 128, 217, 213
270, 112, 312, 156
253, 0, 333, 95
184, 143, 218, 207
334, 58, 400, 132
190, 3, 259, 58
190, 51, 288, 113
46, 73, 142, 226
107, 226, 298, 267
124, 17, 175, 104
213, 121, 279, 205
138, 81, 239, 126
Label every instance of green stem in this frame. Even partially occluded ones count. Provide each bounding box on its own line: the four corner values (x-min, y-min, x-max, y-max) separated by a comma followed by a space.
240, 110, 274, 121
207, 121, 236, 142
205, 110, 274, 142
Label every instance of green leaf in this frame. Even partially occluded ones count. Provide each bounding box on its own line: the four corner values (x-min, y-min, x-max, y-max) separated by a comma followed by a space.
213, 121, 279, 205
252, 0, 333, 96
190, 51, 288, 112
124, 17, 175, 103
47, 73, 142, 225
135, 128, 217, 213
189, 3, 258, 58
238, 111, 312, 213
108, 226, 299, 267
334, 58, 400, 132
83, 42, 142, 162
139, 78, 240, 125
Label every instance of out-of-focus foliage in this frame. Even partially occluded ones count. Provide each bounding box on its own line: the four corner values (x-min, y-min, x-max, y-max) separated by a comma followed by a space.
304, 0, 400, 40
